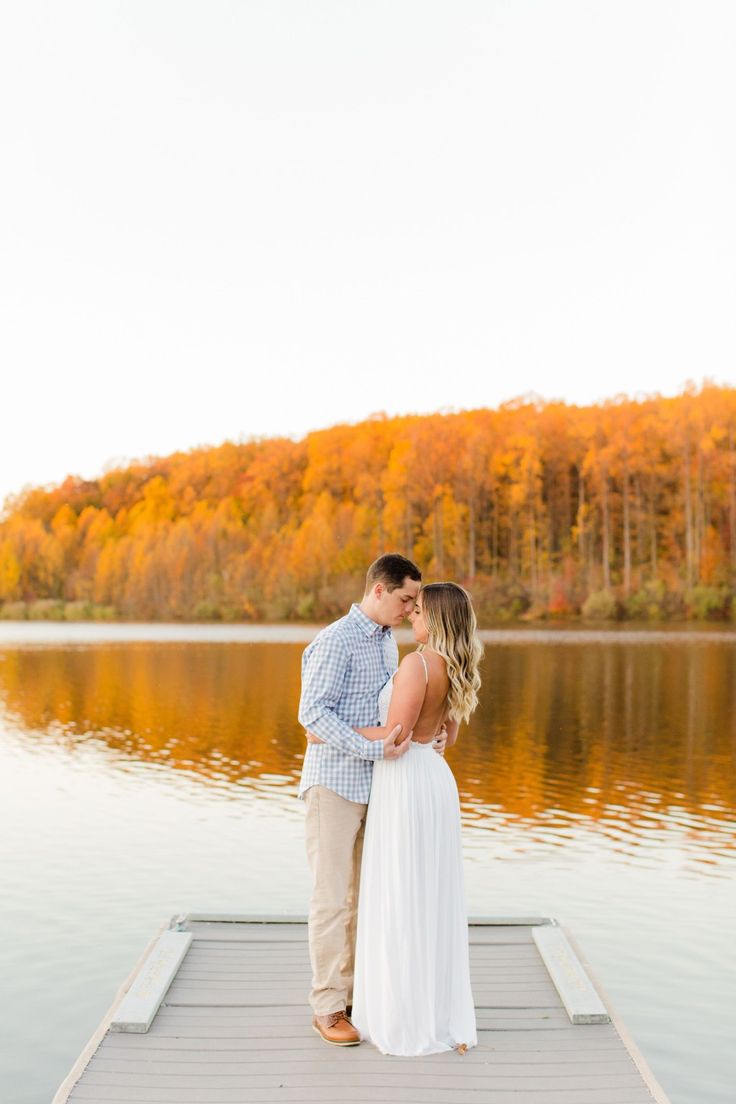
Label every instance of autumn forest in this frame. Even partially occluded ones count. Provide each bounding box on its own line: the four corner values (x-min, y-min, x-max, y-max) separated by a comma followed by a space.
2, 383, 736, 624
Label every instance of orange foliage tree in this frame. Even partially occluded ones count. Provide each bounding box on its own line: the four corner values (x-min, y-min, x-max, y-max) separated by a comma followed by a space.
2, 383, 736, 622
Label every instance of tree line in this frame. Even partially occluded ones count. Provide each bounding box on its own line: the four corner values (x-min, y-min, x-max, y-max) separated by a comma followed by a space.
1, 382, 735, 623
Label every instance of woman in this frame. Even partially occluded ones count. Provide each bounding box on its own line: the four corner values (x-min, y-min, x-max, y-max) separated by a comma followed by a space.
351, 581, 482, 1056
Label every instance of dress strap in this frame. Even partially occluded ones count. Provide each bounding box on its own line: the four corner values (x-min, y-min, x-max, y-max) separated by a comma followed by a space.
417, 651, 429, 684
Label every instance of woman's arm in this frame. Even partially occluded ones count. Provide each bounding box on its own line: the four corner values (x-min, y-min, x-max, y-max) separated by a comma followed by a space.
365, 652, 427, 746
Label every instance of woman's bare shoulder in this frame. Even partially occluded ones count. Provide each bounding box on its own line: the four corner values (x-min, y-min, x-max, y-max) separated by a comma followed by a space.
421, 647, 447, 672
421, 649, 449, 690
397, 650, 427, 677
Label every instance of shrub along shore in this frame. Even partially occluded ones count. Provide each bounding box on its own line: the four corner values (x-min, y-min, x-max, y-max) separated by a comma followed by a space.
2, 583, 735, 625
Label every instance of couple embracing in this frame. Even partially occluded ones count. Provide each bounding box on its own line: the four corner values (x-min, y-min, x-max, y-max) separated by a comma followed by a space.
298, 553, 483, 1056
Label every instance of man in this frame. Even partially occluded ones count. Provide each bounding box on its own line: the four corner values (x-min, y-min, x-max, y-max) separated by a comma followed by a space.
298, 553, 447, 1046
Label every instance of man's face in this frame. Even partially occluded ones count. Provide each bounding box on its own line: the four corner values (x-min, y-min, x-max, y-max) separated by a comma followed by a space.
375, 576, 421, 627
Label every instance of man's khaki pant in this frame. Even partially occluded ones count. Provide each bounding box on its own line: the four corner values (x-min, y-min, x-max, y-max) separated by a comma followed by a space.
304, 785, 368, 1016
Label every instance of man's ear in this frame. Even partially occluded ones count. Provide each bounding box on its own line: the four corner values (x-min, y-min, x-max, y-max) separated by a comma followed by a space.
373, 583, 384, 600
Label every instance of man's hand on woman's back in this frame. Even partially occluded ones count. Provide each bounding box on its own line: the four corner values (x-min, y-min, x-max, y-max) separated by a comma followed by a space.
432, 723, 448, 756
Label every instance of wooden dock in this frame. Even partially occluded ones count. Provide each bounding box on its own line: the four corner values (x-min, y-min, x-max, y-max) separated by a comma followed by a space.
54, 914, 671, 1104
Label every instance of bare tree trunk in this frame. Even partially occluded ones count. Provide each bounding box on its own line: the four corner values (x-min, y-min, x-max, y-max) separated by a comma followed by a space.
577, 469, 585, 570
683, 447, 694, 590
491, 491, 499, 579
601, 467, 611, 590
729, 427, 736, 570
528, 500, 537, 594
633, 473, 645, 564
509, 513, 517, 580
622, 461, 631, 596
695, 446, 704, 583
467, 498, 476, 581
648, 473, 658, 578
434, 498, 444, 576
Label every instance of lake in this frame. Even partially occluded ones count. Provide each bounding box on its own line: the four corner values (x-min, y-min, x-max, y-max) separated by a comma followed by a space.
1, 622, 734, 1104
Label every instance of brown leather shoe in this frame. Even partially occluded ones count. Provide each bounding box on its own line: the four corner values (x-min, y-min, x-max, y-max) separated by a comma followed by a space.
312, 1010, 361, 1046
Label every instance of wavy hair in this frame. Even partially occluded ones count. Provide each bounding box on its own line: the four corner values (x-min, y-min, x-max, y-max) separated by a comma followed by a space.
420, 582, 482, 724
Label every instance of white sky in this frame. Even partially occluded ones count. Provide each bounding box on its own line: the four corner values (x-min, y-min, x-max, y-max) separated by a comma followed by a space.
1, 1, 734, 510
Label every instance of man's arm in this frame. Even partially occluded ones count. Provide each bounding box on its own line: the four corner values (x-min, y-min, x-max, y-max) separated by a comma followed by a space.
298, 633, 384, 761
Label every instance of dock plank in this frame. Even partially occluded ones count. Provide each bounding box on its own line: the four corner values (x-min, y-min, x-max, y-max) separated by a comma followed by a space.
68, 1086, 656, 1103
100, 1026, 627, 1052
73, 1069, 651, 1091
142, 1007, 574, 1030
87, 1054, 641, 1074
185, 921, 535, 945
164, 988, 562, 1008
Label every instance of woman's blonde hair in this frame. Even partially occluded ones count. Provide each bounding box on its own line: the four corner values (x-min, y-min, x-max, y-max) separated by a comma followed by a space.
420, 582, 482, 724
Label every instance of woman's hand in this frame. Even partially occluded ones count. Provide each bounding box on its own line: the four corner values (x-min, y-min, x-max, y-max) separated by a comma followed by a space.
305, 730, 325, 745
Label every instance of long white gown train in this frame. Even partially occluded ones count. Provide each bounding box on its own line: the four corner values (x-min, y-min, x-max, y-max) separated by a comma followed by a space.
351, 665, 477, 1056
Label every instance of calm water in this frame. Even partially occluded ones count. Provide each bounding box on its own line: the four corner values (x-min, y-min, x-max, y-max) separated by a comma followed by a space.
1, 622, 735, 1104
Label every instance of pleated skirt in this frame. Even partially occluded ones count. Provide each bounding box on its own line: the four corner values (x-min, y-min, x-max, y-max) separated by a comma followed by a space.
351, 739, 477, 1056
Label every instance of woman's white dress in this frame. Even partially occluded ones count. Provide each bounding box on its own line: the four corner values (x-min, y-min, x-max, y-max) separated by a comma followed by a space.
351, 660, 477, 1056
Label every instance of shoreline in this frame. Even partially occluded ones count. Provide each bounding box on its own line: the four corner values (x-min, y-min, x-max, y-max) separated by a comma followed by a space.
1, 618, 735, 646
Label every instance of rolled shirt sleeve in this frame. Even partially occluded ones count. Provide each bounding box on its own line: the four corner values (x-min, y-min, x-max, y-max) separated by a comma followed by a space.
299, 633, 385, 761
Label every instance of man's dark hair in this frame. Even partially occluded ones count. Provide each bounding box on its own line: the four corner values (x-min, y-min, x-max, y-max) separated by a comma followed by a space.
365, 553, 421, 593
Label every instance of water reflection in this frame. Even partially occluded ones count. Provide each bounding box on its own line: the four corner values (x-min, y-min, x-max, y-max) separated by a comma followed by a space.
0, 639, 734, 872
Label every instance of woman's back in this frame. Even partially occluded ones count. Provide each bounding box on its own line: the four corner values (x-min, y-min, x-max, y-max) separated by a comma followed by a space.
378, 648, 450, 745
410, 649, 450, 743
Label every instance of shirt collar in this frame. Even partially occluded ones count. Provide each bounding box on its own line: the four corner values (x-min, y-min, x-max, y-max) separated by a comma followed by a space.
349, 602, 392, 638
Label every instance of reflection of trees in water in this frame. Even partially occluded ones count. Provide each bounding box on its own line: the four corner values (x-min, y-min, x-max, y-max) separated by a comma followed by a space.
468, 644, 736, 817
1, 642, 734, 851
0, 644, 307, 785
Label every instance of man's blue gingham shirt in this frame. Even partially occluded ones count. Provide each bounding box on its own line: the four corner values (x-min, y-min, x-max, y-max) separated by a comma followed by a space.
298, 603, 399, 804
